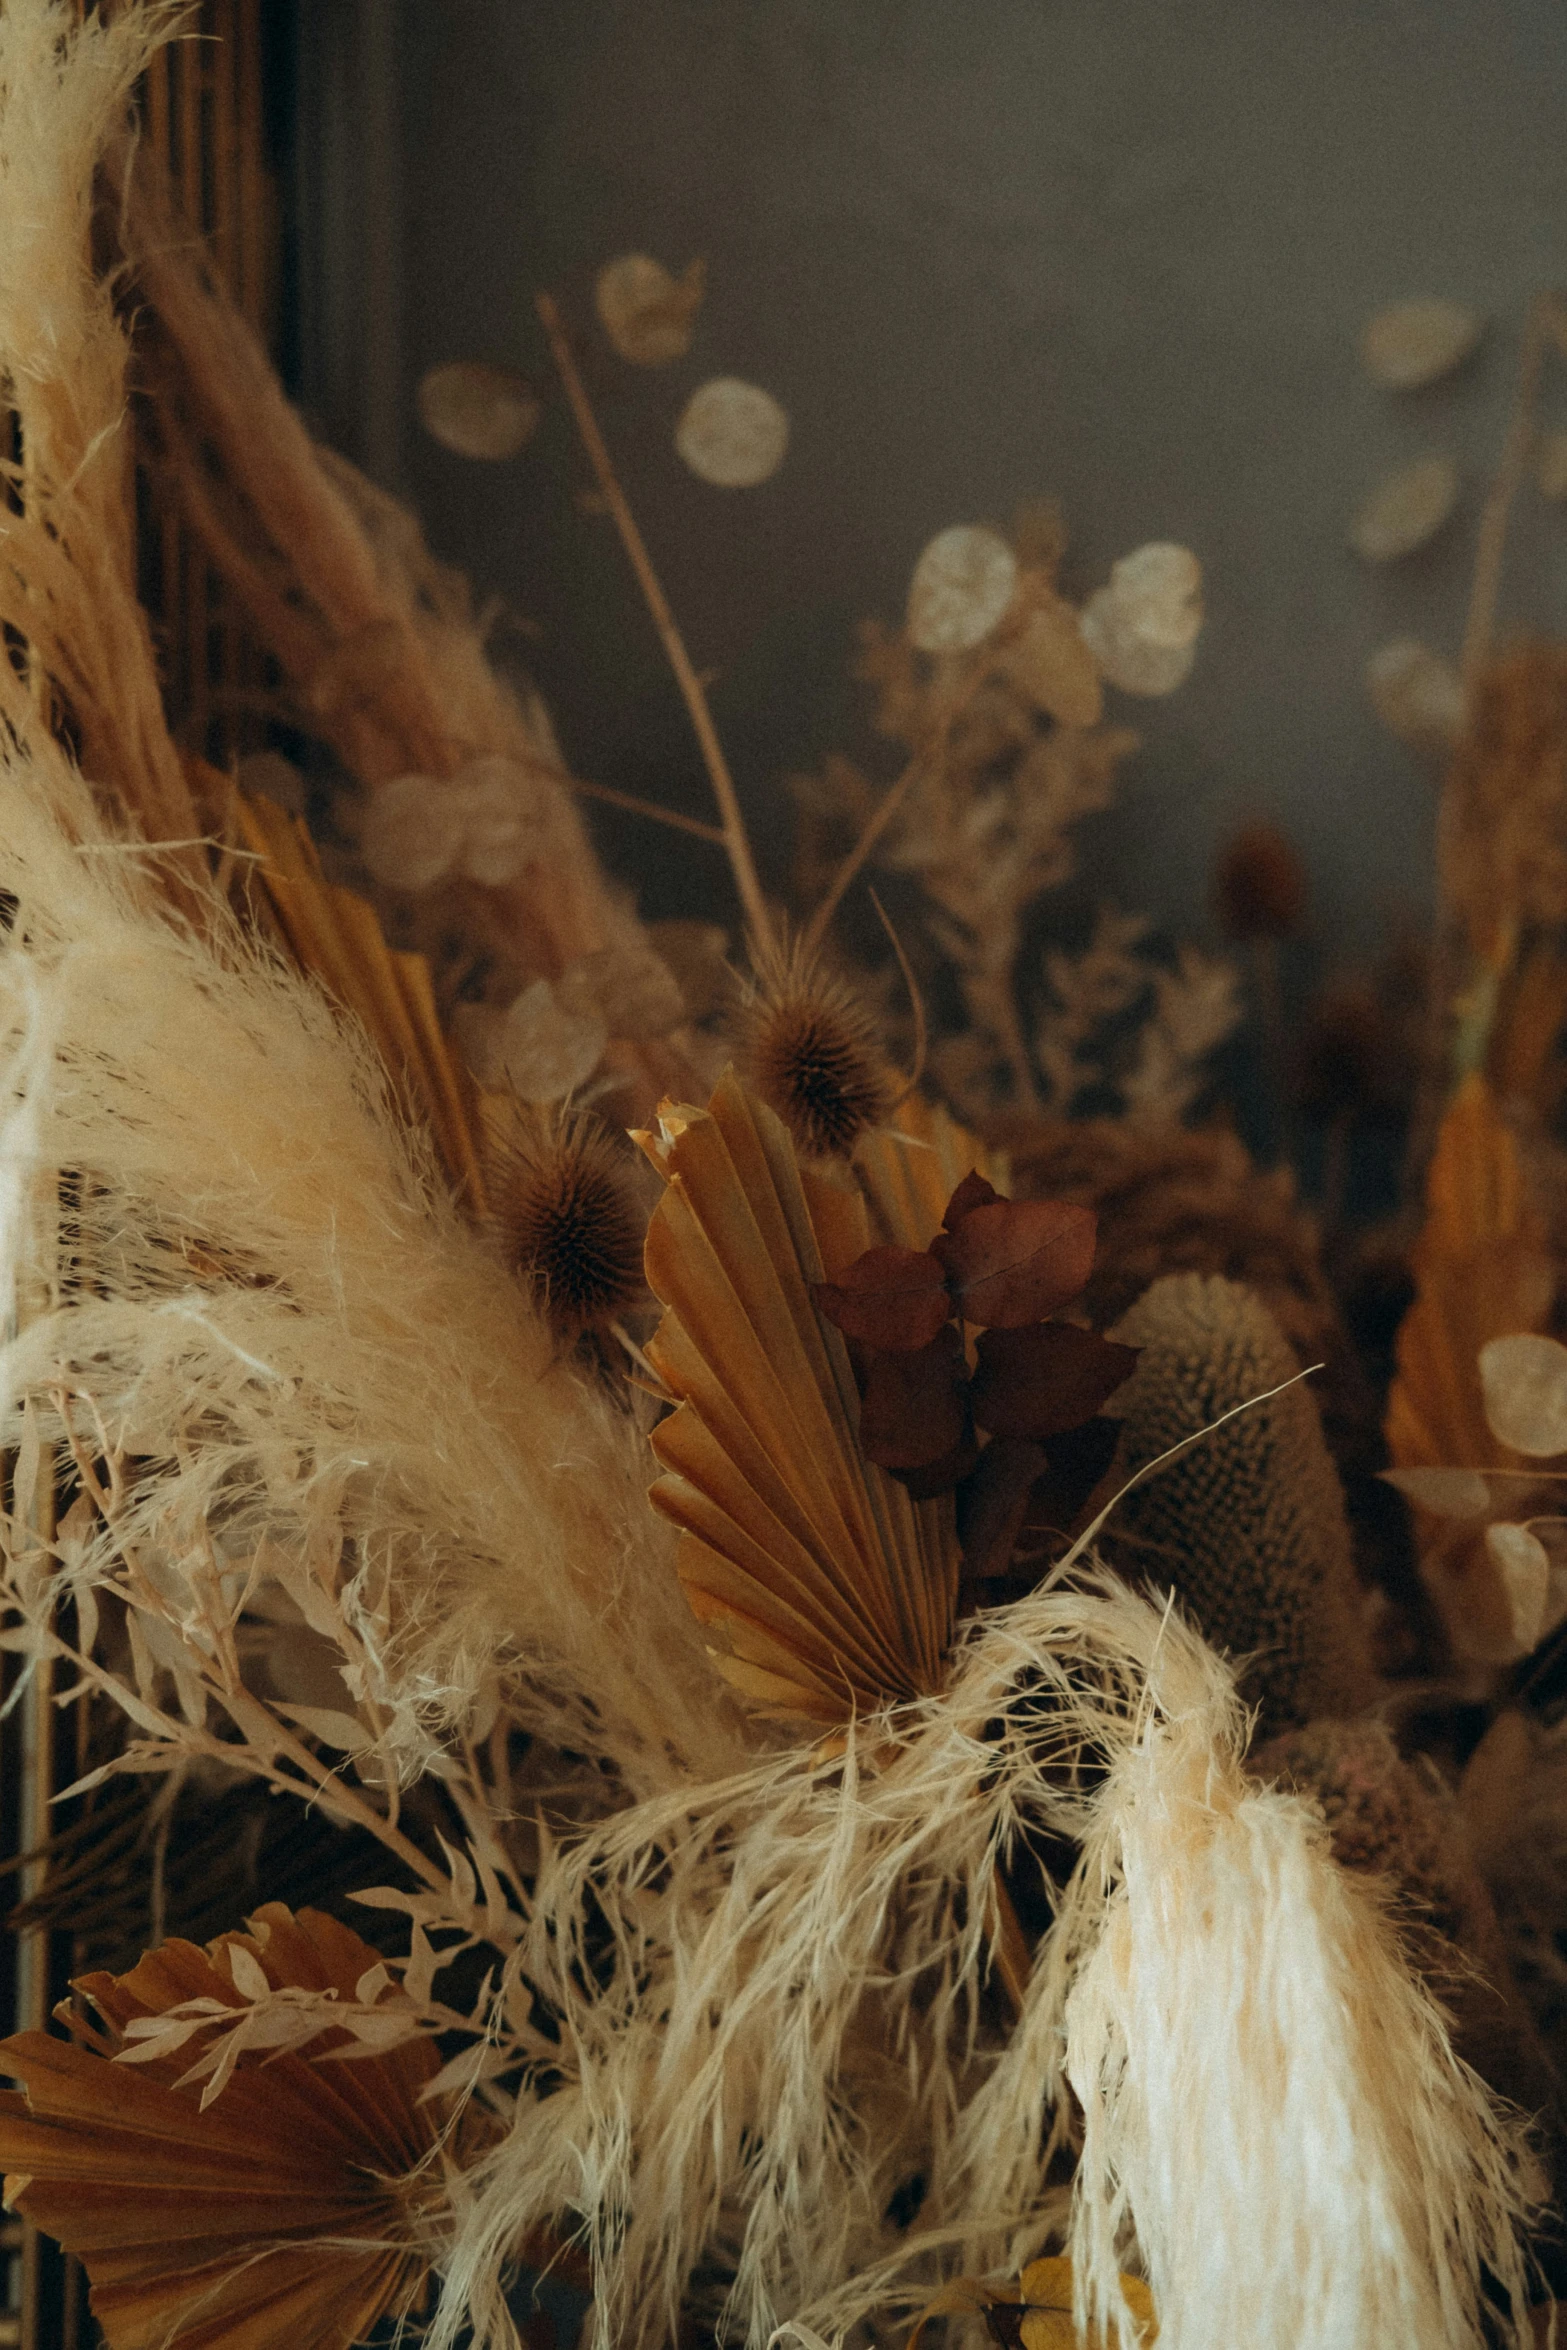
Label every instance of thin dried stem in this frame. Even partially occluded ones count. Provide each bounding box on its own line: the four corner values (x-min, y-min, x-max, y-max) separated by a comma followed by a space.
804, 740, 927, 958
535, 289, 772, 948
570, 774, 726, 845
870, 888, 928, 1109
1460, 291, 1567, 695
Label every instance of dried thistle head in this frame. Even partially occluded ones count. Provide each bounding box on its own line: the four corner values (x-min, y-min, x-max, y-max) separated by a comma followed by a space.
734, 937, 894, 1159
489, 1111, 648, 1341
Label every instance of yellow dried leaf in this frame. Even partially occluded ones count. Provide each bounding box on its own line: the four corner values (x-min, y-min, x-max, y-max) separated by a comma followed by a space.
1017, 2256, 1157, 2347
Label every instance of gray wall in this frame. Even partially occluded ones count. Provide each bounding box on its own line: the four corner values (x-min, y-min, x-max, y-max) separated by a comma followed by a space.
331, 1, 1567, 965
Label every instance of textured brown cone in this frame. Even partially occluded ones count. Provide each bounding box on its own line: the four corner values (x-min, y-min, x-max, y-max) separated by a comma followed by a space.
0, 1906, 445, 2350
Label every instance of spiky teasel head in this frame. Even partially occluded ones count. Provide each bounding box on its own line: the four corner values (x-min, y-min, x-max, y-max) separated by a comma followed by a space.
734, 934, 894, 1160
489, 1109, 648, 1342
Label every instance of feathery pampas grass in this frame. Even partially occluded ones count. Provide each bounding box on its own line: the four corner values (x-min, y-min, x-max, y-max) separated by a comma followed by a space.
428, 1571, 1541, 2350
0, 0, 203, 873
0, 740, 742, 1794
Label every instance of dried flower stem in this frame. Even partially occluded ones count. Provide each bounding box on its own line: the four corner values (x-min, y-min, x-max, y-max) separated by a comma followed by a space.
535, 289, 772, 947
1460, 290, 1567, 695
570, 774, 726, 844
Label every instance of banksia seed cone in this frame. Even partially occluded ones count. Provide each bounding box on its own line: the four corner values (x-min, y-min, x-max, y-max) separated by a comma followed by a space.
1106, 1273, 1376, 1736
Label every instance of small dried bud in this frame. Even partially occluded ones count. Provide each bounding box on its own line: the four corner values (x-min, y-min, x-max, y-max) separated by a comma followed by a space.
735, 939, 893, 1160
490, 1114, 647, 1341
1294, 979, 1390, 1121
1214, 823, 1306, 940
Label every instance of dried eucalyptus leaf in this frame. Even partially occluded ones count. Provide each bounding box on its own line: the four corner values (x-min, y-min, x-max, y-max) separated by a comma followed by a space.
907, 525, 1018, 654
1479, 1332, 1567, 1456
1361, 298, 1482, 390
595, 252, 705, 365
416, 360, 541, 460
675, 378, 789, 487
1349, 455, 1459, 562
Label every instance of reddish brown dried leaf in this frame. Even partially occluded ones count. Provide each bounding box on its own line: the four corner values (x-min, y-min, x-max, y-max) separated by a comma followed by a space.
859, 1325, 968, 1467
942, 1169, 1002, 1229
970, 1322, 1138, 1439
956, 1436, 1048, 1579
888, 1424, 984, 1499
931, 1198, 1097, 1328
813, 1246, 952, 1351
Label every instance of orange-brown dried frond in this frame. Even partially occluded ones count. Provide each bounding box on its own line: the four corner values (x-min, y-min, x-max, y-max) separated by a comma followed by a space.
490, 1107, 649, 1341
0, 1906, 450, 2350
734, 934, 895, 1161
1443, 641, 1567, 964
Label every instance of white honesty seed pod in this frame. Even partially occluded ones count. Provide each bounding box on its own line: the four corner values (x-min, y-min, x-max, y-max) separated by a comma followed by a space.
361, 773, 466, 891
1360, 298, 1483, 391
1365, 638, 1466, 757
595, 252, 705, 365
499, 979, 609, 1104
458, 755, 547, 887
1080, 541, 1203, 696
675, 378, 789, 487
906, 524, 1019, 655
1349, 455, 1459, 562
416, 360, 541, 460
1479, 1332, 1567, 1457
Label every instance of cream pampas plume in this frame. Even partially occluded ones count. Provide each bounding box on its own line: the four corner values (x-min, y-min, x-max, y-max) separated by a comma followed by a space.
425, 1570, 1539, 2350
1060, 1639, 1542, 2350
0, 0, 203, 873
1106, 1272, 1376, 1733
0, 740, 741, 1792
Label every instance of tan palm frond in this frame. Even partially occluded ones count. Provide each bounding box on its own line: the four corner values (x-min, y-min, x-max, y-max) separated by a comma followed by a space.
853, 1087, 1005, 1249
232, 788, 487, 1211
639, 1070, 962, 1724
1386, 1071, 1554, 1474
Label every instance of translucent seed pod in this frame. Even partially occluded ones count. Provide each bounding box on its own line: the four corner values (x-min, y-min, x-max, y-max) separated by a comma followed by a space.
416, 360, 541, 460
360, 773, 466, 892
1361, 297, 1482, 391
595, 252, 705, 365
675, 378, 789, 487
498, 979, 609, 1104
1081, 541, 1203, 696
1366, 637, 1466, 756
458, 755, 546, 887
557, 945, 687, 1042
1479, 1332, 1567, 1457
906, 524, 1019, 655
1349, 455, 1459, 562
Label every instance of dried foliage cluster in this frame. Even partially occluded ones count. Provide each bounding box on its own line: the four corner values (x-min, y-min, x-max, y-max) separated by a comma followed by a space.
2, 10, 1567, 2350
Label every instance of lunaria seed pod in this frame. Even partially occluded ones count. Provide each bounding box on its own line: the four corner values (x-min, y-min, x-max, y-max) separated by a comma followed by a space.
416, 360, 541, 460
675, 378, 789, 487
1479, 1332, 1567, 1458
906, 525, 1018, 655
361, 773, 466, 892
557, 945, 686, 1043
497, 979, 608, 1104
459, 755, 544, 887
1366, 638, 1466, 756
1349, 455, 1458, 563
1361, 297, 1482, 391
1080, 541, 1203, 696
595, 252, 705, 365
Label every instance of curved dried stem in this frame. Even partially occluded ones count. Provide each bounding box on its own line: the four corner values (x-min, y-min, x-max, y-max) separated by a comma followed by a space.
536, 289, 773, 948
871, 888, 928, 1109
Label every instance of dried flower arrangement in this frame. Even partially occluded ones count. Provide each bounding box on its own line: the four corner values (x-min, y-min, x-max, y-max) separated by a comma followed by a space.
2, 8, 1567, 2350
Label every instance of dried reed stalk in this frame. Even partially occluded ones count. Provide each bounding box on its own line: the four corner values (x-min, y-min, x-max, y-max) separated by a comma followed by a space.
0, 0, 204, 893
108, 139, 704, 1111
